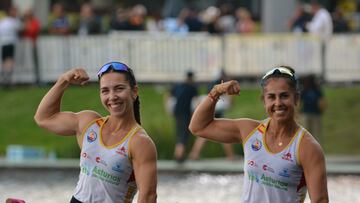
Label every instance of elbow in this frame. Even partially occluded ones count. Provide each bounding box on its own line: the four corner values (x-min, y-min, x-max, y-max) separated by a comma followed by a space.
34, 114, 47, 129
138, 191, 157, 203
188, 123, 200, 136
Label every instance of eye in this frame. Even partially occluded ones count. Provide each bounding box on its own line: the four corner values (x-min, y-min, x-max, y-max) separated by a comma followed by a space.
100, 89, 109, 94
280, 93, 290, 99
266, 94, 275, 100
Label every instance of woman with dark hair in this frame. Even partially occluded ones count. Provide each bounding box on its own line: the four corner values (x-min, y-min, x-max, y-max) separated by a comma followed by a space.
189, 65, 328, 202
34, 62, 157, 203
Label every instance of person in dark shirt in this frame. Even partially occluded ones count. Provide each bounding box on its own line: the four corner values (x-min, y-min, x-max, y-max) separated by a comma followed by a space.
300, 74, 326, 143
171, 70, 198, 163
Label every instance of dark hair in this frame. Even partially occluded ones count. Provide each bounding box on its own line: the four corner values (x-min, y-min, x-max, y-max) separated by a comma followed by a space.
99, 66, 141, 125
261, 65, 299, 92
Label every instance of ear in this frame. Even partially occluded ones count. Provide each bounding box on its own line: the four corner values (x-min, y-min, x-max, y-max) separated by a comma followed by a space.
132, 85, 139, 100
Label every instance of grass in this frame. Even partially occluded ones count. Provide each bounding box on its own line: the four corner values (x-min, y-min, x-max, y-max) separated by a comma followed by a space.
1, 84, 360, 159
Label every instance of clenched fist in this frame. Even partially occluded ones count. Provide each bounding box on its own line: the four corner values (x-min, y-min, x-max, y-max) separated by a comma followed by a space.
211, 80, 240, 98
61, 68, 90, 85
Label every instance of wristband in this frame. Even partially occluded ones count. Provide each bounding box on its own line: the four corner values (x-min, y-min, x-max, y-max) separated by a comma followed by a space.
208, 92, 219, 102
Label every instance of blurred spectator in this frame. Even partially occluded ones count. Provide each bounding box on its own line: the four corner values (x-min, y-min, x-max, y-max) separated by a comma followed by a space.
217, 3, 236, 33
200, 6, 222, 34
77, 3, 102, 35
48, 3, 71, 35
169, 70, 198, 163
235, 7, 256, 33
21, 8, 41, 85
306, 1, 333, 42
332, 8, 350, 33
288, 3, 312, 33
110, 7, 129, 31
184, 7, 204, 32
300, 74, 327, 143
189, 69, 235, 161
110, 4, 147, 31
126, 4, 147, 30
163, 7, 189, 34
0, 5, 21, 88
21, 8, 40, 44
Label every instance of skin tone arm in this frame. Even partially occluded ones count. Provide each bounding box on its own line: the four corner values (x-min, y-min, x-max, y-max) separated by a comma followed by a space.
300, 132, 329, 203
34, 69, 100, 142
189, 80, 258, 143
131, 131, 157, 203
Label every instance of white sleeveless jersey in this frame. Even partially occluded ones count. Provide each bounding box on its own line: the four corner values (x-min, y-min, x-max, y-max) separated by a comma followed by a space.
74, 117, 140, 203
242, 119, 307, 203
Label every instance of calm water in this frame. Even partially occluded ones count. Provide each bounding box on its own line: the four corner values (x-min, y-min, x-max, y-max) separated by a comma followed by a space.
0, 169, 359, 203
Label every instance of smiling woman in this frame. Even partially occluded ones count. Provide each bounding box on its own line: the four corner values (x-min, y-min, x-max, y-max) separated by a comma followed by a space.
189, 65, 329, 203
33, 61, 157, 203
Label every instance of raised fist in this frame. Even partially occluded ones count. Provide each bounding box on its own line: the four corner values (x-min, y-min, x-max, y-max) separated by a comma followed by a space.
214, 80, 240, 96
62, 68, 89, 85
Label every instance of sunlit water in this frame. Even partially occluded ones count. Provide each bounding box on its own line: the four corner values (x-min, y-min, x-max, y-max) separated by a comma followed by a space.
0, 169, 359, 203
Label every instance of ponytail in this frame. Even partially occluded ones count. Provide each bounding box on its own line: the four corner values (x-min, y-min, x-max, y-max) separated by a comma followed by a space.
134, 96, 141, 125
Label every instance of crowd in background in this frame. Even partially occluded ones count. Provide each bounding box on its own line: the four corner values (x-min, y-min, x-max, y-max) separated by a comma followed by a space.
0, 1, 359, 40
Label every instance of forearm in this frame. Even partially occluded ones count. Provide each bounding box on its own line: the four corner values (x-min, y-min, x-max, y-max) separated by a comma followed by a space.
34, 76, 69, 124
137, 191, 157, 203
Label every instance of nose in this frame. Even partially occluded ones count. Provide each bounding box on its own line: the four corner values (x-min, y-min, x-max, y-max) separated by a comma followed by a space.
109, 90, 118, 101
274, 96, 282, 106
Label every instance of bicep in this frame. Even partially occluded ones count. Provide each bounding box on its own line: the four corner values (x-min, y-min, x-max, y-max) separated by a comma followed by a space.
300, 136, 328, 202
195, 118, 257, 143
39, 111, 79, 136
131, 135, 157, 198
38, 110, 100, 136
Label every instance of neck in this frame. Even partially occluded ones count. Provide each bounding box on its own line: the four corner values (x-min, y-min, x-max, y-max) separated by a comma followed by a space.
267, 119, 298, 139
107, 115, 137, 133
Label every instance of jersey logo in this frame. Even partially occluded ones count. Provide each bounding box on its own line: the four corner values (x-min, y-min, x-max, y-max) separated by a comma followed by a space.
116, 146, 127, 157
281, 152, 294, 162
262, 164, 275, 173
87, 130, 97, 143
112, 161, 124, 173
251, 138, 262, 151
279, 168, 291, 178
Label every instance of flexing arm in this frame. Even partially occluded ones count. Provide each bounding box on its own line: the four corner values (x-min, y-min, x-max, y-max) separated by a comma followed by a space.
300, 133, 329, 203
189, 80, 257, 143
34, 68, 99, 136
131, 132, 157, 203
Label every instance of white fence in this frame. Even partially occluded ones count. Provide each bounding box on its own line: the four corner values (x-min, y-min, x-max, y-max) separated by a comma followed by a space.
2, 32, 360, 83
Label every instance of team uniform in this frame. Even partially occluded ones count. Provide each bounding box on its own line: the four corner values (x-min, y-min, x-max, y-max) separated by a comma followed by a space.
72, 117, 140, 203
242, 119, 307, 203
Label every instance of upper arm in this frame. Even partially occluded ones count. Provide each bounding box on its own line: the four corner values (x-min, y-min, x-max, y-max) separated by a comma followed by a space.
37, 110, 100, 136
131, 131, 157, 203
192, 118, 259, 143
300, 133, 329, 202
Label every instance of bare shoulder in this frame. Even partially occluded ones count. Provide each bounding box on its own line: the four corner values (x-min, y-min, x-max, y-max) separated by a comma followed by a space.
299, 130, 325, 166
76, 110, 102, 132
131, 128, 156, 147
234, 118, 261, 140
130, 128, 157, 157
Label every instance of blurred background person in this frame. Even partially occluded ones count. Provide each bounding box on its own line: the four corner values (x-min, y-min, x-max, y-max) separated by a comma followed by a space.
189, 69, 235, 161
0, 5, 21, 88
332, 7, 350, 33
306, 1, 333, 42
77, 2, 102, 36
47, 3, 71, 35
235, 7, 256, 34
300, 74, 327, 144
169, 70, 198, 163
21, 8, 41, 85
288, 3, 312, 33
